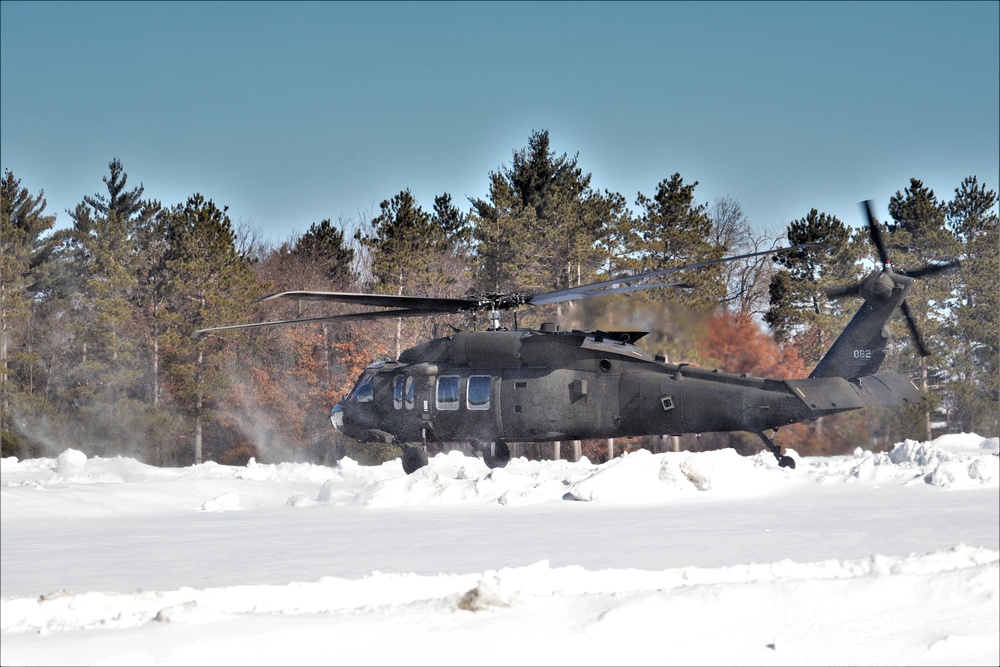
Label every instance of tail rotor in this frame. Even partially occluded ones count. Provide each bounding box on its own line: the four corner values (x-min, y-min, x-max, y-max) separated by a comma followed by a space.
826, 200, 959, 358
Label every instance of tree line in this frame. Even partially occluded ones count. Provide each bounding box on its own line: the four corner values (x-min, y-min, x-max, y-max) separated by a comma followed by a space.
2, 130, 996, 465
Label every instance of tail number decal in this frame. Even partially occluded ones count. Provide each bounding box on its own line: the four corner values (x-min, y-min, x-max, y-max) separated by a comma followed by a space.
853, 349, 873, 359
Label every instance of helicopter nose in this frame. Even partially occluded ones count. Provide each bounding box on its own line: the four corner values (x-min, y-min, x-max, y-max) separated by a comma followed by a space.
330, 403, 345, 433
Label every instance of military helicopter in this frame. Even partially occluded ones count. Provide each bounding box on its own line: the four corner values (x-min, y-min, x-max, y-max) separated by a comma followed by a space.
196, 201, 958, 474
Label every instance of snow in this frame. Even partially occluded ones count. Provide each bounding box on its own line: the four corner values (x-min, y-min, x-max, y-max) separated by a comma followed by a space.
2, 433, 998, 666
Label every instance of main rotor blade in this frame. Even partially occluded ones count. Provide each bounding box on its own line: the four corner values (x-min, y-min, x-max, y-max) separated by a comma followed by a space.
259, 290, 479, 313
899, 299, 930, 357
204, 243, 828, 334
534, 281, 692, 305
862, 200, 891, 268
528, 242, 829, 306
193, 307, 458, 339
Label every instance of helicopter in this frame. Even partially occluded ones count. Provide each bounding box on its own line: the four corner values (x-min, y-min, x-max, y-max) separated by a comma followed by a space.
196, 201, 958, 474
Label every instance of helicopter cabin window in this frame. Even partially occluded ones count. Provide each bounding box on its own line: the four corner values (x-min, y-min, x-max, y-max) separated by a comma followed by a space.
347, 373, 374, 403
393, 376, 405, 410
404, 376, 415, 410
436, 375, 460, 410
467, 375, 491, 410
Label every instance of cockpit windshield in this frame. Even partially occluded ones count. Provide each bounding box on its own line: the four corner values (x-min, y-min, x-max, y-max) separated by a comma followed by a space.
346, 373, 375, 403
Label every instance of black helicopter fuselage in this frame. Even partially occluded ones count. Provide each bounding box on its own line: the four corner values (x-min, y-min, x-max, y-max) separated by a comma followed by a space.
331, 325, 909, 447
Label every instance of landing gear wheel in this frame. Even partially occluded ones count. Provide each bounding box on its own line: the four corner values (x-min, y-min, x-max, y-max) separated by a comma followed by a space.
756, 431, 795, 469
483, 441, 511, 469
401, 446, 429, 474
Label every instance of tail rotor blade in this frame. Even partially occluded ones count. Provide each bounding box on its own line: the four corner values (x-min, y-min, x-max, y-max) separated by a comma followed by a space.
826, 283, 862, 299
899, 299, 930, 357
904, 259, 961, 280
862, 200, 890, 268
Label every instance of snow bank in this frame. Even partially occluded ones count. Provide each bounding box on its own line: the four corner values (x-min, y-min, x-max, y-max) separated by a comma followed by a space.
3, 433, 996, 515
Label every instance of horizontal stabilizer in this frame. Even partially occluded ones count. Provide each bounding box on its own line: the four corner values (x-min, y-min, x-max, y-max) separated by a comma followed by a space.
785, 373, 925, 411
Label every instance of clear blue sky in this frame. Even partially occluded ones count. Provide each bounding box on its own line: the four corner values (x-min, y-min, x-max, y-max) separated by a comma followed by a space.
2, 1, 998, 244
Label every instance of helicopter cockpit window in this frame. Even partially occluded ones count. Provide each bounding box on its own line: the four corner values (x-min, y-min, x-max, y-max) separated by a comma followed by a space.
393, 376, 405, 410
347, 373, 374, 403
467, 375, 491, 410
404, 376, 415, 410
436, 375, 460, 410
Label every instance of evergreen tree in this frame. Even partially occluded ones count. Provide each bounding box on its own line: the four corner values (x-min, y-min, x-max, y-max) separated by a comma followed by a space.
356, 189, 463, 356
764, 209, 861, 364
469, 130, 604, 310
593, 190, 640, 280
160, 194, 262, 464
58, 159, 156, 456
357, 188, 449, 295
469, 170, 536, 293
0, 170, 56, 455
884, 179, 961, 439
945, 176, 998, 434
429, 192, 474, 313
432, 193, 471, 254
633, 173, 725, 311
82, 158, 146, 220
292, 218, 356, 289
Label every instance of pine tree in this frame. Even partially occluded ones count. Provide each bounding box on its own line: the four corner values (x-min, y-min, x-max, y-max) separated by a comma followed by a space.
0, 170, 56, 455
432, 193, 471, 254
945, 176, 998, 434
354, 189, 460, 356
160, 194, 263, 464
634, 173, 725, 311
357, 188, 449, 295
884, 179, 962, 439
469, 130, 604, 314
59, 159, 154, 456
593, 190, 640, 280
292, 218, 356, 289
764, 209, 862, 365
469, 170, 536, 294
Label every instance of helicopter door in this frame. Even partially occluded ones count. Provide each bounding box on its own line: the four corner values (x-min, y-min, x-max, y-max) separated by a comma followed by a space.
428, 373, 501, 443
390, 364, 437, 442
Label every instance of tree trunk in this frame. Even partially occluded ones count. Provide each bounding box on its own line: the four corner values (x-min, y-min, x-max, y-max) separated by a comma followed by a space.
395, 278, 404, 359
194, 410, 203, 465
920, 356, 932, 441
195, 346, 204, 465
1, 298, 8, 420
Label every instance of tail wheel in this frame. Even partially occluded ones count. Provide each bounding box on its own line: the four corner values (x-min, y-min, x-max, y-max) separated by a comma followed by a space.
483, 441, 511, 469
401, 446, 429, 474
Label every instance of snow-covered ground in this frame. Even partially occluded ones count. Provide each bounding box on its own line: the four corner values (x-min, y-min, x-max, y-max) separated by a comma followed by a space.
2, 433, 998, 666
